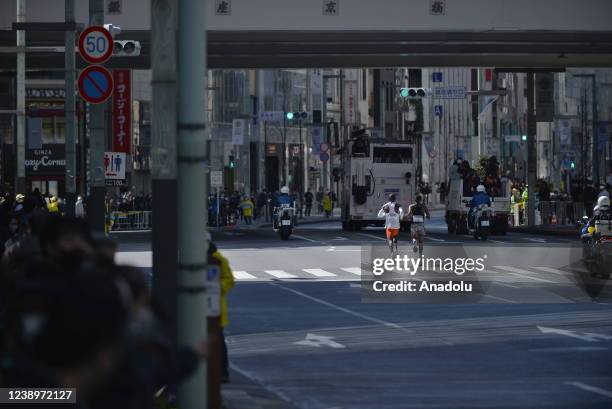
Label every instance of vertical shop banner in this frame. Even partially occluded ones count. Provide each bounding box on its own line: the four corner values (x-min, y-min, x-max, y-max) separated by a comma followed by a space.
343, 69, 359, 125
112, 69, 132, 153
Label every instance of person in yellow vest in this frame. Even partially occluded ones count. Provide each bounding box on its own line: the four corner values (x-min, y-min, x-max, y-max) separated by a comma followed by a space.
208, 238, 235, 383
240, 196, 254, 225
322, 191, 333, 217
47, 196, 60, 213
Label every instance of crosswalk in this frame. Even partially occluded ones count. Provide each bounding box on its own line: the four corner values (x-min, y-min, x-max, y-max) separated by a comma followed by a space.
227, 265, 590, 283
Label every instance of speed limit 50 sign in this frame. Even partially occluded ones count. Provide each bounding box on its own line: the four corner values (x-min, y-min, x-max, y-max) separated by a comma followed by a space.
79, 26, 113, 64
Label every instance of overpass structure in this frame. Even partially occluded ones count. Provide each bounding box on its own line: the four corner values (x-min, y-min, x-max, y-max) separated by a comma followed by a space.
1, 0, 612, 69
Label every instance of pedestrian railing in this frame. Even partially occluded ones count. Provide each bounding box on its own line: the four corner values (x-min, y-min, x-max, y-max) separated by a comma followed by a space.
109, 210, 153, 231
510, 201, 595, 227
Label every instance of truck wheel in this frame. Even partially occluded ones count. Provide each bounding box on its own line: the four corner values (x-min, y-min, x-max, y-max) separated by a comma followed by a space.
342, 221, 350, 231
352, 222, 362, 231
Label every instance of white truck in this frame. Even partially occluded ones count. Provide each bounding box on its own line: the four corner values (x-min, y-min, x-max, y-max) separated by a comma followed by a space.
341, 137, 416, 231
444, 166, 510, 235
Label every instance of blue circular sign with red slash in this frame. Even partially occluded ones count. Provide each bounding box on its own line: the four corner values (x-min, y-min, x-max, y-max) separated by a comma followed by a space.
78, 66, 113, 104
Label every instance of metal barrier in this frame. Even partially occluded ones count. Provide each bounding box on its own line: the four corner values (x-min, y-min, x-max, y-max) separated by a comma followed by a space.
511, 201, 595, 226
109, 211, 153, 231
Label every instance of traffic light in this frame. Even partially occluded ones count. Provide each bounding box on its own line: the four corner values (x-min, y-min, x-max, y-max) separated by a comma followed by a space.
286, 111, 308, 121
113, 40, 141, 56
521, 135, 528, 141
399, 87, 427, 98
103, 23, 121, 37
570, 161, 575, 169
228, 155, 235, 168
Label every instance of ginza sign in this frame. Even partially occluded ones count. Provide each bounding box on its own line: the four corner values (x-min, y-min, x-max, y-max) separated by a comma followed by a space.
25, 146, 68, 174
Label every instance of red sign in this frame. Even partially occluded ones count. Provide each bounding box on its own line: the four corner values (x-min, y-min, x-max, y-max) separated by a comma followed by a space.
112, 69, 132, 154
78, 26, 113, 64
78, 66, 113, 104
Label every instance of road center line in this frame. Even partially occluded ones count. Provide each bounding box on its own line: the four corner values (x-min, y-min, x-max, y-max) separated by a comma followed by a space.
292, 234, 321, 243
271, 282, 408, 332
565, 381, 612, 399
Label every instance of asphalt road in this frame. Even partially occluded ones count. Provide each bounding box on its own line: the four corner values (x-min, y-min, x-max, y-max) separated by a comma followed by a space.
114, 214, 612, 409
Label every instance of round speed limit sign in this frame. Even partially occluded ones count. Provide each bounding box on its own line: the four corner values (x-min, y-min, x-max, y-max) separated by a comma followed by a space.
79, 26, 113, 64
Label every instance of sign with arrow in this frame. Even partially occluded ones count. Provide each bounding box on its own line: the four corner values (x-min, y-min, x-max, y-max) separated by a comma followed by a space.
537, 326, 612, 342
294, 333, 345, 349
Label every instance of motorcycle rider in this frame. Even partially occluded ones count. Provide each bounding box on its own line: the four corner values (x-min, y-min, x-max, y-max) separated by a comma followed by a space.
582, 195, 611, 235
469, 184, 492, 229
377, 193, 403, 254
274, 186, 294, 229
407, 195, 431, 255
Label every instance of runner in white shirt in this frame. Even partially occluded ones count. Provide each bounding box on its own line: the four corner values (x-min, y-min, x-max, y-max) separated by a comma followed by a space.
377, 193, 404, 255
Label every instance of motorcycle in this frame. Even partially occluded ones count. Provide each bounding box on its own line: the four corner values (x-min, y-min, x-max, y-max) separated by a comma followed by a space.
580, 216, 612, 280
470, 204, 494, 241
273, 203, 296, 240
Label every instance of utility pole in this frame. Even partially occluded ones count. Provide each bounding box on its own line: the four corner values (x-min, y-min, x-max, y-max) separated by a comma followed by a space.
526, 72, 536, 226
65, 0, 77, 216
575, 75, 599, 185
15, 0, 26, 194
88, 0, 106, 233
177, 0, 208, 407
151, 0, 178, 344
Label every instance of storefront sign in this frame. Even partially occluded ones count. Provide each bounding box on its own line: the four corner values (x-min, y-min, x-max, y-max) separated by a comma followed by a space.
112, 69, 132, 153
25, 145, 80, 176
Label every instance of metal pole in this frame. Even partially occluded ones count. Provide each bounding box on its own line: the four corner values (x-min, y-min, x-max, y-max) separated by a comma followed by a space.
177, 0, 208, 407
65, 0, 77, 216
151, 0, 178, 345
591, 75, 599, 185
15, 0, 26, 194
321, 77, 328, 191
264, 120, 267, 190
88, 0, 106, 233
527, 72, 537, 226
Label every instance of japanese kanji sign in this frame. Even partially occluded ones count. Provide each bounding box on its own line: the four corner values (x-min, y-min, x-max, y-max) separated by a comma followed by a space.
112, 69, 132, 154
323, 0, 339, 16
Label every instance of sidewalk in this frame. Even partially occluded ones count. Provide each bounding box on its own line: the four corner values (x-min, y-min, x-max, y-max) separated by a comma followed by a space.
509, 223, 580, 237
222, 368, 298, 409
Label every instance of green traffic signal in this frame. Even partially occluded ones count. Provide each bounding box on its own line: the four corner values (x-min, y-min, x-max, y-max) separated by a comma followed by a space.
400, 88, 409, 98
286, 112, 294, 120
570, 161, 575, 169
521, 135, 528, 141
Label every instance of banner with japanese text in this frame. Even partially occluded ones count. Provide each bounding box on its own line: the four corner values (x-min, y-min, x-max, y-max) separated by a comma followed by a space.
112, 69, 132, 153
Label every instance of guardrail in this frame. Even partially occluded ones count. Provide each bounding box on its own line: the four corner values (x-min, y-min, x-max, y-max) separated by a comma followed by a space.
510, 201, 595, 226
109, 211, 152, 231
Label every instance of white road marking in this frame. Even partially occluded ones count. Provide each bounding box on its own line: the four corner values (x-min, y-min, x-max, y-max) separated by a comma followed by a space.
292, 234, 320, 243
482, 294, 518, 303
523, 237, 547, 243
493, 282, 519, 289
537, 326, 610, 342
303, 268, 336, 277
264, 270, 297, 279
493, 265, 556, 283
272, 283, 409, 332
565, 382, 612, 399
425, 236, 445, 242
341, 267, 362, 275
533, 266, 569, 276
357, 232, 386, 241
332, 236, 349, 241
529, 347, 609, 352
294, 333, 345, 349
488, 239, 507, 244
233, 270, 256, 280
